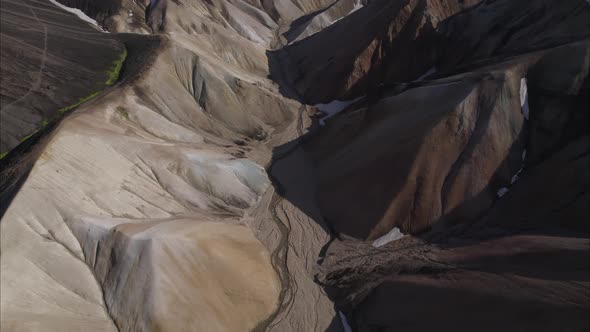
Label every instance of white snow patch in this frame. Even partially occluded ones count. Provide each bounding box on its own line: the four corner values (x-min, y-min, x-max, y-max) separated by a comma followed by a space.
520, 78, 529, 120
316, 96, 363, 125
301, 0, 364, 40
497, 79, 530, 198
511, 169, 522, 185
339, 311, 353, 332
351, 0, 364, 12
508, 149, 528, 184
499, 148, 527, 197
330, 0, 364, 24
48, 0, 107, 32
372, 227, 406, 248
417, 67, 436, 81
182, 152, 270, 208
497, 187, 509, 197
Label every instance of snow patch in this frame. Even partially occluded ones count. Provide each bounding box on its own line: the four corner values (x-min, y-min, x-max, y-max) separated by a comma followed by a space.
316, 96, 363, 125
417, 67, 436, 81
372, 227, 405, 248
351, 0, 364, 13
301, 0, 364, 40
497, 187, 509, 197
183, 152, 270, 207
520, 78, 529, 120
330, 0, 364, 24
497, 78, 530, 199
339, 311, 353, 332
510, 149, 527, 185
498, 148, 527, 197
511, 169, 522, 185
48, 0, 107, 32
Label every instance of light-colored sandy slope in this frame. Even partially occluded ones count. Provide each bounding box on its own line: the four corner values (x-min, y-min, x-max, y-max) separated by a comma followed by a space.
101, 0, 340, 47
1, 0, 345, 331
0, 74, 282, 331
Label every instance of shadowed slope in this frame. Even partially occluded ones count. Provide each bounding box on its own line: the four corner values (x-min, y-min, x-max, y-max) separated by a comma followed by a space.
0, 0, 126, 155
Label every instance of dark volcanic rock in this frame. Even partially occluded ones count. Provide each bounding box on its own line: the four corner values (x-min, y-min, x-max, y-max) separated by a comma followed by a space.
319, 207, 590, 332
271, 0, 480, 103
298, 1, 590, 240
435, 0, 590, 74
318, 139, 590, 329
310, 3, 590, 331
0, 0, 125, 154
307, 65, 527, 239
526, 41, 590, 165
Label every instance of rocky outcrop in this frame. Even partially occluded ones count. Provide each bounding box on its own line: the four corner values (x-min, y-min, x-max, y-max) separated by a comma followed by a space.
282, 0, 366, 44
318, 230, 590, 332
317, 133, 590, 331
435, 0, 590, 73
271, 0, 481, 103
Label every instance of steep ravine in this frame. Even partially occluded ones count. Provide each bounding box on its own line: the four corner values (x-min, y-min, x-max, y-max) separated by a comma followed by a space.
254, 110, 302, 332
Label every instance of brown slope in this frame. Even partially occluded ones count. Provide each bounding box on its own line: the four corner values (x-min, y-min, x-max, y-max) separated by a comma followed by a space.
303, 40, 588, 240
286, 0, 590, 240
306, 63, 526, 239
306, 3, 590, 331
270, 0, 480, 103
317, 134, 590, 332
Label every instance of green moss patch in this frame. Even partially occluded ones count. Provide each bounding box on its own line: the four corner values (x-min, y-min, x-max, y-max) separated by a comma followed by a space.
55, 46, 127, 115
106, 47, 128, 86
4, 46, 128, 158
116, 106, 129, 119
57, 91, 102, 114
19, 132, 36, 142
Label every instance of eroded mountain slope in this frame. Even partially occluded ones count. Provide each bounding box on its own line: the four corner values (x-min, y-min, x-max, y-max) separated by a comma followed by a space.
306, 1, 590, 330
1, 0, 352, 331
1, 0, 589, 332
